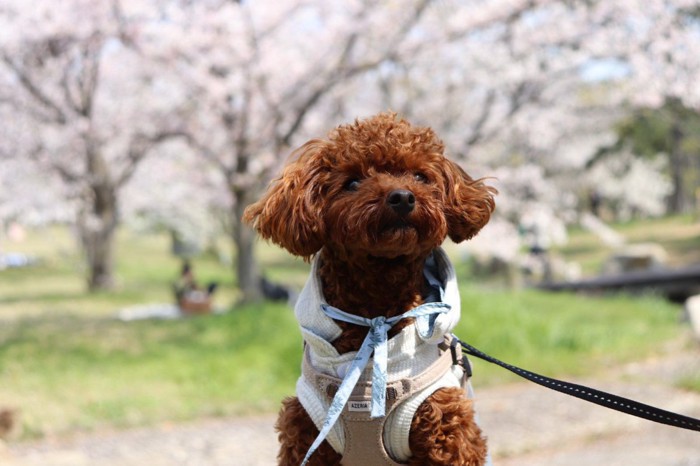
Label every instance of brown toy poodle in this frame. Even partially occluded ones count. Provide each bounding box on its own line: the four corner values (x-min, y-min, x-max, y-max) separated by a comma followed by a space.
244, 113, 495, 466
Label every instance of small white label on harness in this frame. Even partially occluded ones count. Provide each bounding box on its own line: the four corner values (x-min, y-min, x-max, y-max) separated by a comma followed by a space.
348, 401, 371, 412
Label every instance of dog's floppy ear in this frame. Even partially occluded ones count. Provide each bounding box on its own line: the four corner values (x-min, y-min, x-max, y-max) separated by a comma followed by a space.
242, 141, 326, 259
441, 159, 496, 243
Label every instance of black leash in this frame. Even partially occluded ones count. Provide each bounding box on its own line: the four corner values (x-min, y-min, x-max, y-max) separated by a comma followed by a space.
452, 335, 700, 433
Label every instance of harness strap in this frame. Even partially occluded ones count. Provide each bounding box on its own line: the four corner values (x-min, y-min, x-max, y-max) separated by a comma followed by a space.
301, 336, 461, 465
301, 349, 409, 408
302, 335, 460, 403
455, 336, 700, 432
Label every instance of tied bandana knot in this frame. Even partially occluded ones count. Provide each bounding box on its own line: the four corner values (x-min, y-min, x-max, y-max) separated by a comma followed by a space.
359, 314, 392, 418
300, 302, 450, 466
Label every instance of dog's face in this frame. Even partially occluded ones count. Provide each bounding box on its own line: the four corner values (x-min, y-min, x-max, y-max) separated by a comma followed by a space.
244, 113, 495, 260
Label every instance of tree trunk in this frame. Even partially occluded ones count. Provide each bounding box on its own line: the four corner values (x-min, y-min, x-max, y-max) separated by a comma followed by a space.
232, 188, 261, 303
668, 120, 690, 214
79, 149, 118, 291
78, 186, 118, 291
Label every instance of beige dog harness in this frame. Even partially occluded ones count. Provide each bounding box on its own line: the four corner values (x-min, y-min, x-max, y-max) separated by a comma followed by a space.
294, 248, 473, 464
301, 335, 468, 465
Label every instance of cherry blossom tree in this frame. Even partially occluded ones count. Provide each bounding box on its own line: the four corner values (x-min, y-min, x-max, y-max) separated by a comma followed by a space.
338, 0, 700, 273
125, 0, 700, 291
140, 0, 449, 301
3, 0, 698, 296
121, 141, 227, 257
0, 0, 186, 290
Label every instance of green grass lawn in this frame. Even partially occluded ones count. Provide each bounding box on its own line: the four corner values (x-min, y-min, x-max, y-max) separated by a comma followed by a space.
0, 226, 307, 319
0, 304, 300, 438
454, 287, 685, 385
0, 288, 686, 440
0, 221, 695, 440
557, 214, 700, 275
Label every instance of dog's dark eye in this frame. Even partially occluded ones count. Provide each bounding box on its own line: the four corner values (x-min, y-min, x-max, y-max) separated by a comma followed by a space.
414, 173, 429, 183
345, 179, 361, 191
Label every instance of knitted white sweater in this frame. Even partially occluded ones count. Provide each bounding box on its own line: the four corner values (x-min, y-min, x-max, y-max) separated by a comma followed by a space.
294, 248, 465, 461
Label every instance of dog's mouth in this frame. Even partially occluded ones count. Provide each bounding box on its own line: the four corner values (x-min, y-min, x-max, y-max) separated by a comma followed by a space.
376, 217, 420, 248
384, 218, 414, 232
352, 212, 440, 259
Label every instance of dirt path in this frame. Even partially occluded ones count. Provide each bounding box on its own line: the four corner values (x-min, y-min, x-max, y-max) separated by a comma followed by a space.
5, 348, 700, 465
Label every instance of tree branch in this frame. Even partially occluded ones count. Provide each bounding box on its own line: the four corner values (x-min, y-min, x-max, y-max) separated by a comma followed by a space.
464, 89, 497, 147
1, 53, 67, 124
116, 130, 190, 187
81, 34, 104, 117
26, 146, 82, 184
279, 0, 432, 147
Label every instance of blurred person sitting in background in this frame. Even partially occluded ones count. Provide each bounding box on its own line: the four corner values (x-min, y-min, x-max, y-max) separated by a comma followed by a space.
174, 262, 217, 314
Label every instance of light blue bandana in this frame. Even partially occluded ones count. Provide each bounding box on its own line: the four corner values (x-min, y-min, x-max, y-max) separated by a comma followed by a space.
300, 301, 451, 465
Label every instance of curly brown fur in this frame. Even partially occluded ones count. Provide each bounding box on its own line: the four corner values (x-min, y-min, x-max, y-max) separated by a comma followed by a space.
409, 388, 488, 466
244, 113, 495, 466
276, 397, 342, 466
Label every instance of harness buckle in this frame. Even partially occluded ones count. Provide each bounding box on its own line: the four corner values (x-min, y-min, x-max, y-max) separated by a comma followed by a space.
449, 335, 473, 378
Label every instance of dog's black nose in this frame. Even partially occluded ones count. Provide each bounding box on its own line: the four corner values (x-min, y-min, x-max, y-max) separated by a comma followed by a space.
387, 189, 416, 216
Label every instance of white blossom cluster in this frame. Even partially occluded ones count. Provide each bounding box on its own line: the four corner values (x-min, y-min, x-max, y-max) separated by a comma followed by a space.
1, 0, 697, 272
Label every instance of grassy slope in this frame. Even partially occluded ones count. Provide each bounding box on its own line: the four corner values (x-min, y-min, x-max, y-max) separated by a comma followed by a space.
0, 287, 684, 439
454, 287, 683, 385
1, 227, 243, 319
558, 214, 700, 275
0, 304, 300, 438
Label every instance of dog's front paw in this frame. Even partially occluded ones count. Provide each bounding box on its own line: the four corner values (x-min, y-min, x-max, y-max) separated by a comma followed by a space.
408, 387, 487, 466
